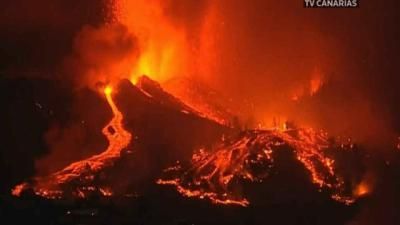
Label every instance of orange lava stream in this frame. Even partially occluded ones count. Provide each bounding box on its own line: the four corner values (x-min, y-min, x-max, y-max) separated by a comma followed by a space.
12, 86, 132, 198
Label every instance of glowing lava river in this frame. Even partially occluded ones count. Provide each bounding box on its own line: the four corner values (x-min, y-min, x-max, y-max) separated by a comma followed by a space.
12, 86, 132, 199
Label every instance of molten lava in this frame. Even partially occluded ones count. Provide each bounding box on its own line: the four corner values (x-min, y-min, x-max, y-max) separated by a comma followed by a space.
158, 127, 359, 207
12, 86, 132, 198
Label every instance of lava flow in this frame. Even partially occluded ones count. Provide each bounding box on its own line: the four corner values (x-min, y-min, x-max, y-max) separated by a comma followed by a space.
158, 127, 359, 207
12, 86, 132, 198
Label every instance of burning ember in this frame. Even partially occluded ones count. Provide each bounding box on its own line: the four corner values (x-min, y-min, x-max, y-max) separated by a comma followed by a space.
158, 127, 360, 206
12, 86, 132, 198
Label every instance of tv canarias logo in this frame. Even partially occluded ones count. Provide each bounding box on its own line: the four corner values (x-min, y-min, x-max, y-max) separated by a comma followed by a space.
304, 0, 359, 8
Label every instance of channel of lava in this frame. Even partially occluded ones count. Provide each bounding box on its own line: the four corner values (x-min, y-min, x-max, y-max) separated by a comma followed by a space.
12, 86, 132, 199
157, 128, 358, 207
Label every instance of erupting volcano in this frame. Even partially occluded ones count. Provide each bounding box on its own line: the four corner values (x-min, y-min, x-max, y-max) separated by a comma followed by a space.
12, 74, 366, 210
3, 0, 400, 225
9, 0, 367, 205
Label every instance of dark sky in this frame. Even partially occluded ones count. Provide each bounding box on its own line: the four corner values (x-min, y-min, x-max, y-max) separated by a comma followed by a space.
0, 0, 107, 76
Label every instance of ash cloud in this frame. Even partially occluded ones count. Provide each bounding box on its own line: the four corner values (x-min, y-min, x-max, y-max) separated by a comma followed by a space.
64, 23, 139, 89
